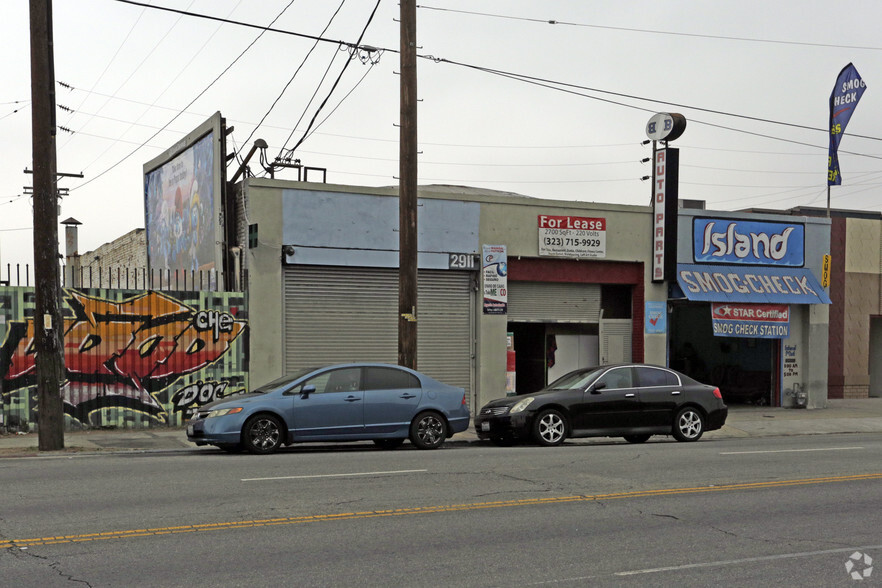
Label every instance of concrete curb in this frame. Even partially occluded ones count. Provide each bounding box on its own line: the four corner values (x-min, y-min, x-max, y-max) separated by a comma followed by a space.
2, 399, 881, 457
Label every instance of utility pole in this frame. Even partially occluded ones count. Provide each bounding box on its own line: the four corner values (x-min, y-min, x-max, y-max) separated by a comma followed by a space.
30, 0, 65, 451
398, 0, 418, 369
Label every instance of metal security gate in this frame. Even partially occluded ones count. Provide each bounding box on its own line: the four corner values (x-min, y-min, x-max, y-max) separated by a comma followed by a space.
507, 281, 601, 322
283, 265, 475, 404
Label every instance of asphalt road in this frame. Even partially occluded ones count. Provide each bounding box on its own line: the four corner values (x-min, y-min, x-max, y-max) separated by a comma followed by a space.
1, 433, 880, 587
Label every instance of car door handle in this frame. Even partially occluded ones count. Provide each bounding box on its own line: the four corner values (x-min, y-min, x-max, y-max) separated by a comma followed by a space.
671, 391, 681, 395
399, 393, 417, 399
344, 396, 361, 402
625, 393, 636, 398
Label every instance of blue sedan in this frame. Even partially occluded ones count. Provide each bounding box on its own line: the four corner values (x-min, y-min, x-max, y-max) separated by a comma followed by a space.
186, 363, 471, 454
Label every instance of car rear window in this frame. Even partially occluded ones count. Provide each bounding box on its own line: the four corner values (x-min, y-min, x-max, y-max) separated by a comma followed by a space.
636, 367, 679, 387
364, 367, 420, 390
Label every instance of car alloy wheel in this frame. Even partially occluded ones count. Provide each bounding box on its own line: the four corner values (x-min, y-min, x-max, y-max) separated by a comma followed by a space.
410, 411, 446, 449
243, 414, 284, 454
533, 409, 567, 446
672, 407, 704, 442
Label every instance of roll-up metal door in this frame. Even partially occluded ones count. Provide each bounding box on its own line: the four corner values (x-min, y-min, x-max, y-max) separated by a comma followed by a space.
283, 266, 474, 402
507, 281, 601, 323
416, 271, 474, 397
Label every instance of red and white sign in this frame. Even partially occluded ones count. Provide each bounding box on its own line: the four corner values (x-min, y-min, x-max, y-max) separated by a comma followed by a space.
712, 303, 790, 322
653, 149, 667, 281
538, 215, 606, 258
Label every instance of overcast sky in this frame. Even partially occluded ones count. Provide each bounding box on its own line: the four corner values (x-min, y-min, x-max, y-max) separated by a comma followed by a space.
3, 0, 882, 269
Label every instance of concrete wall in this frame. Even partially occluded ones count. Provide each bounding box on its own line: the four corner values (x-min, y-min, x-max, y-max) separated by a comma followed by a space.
839, 217, 882, 398
475, 193, 661, 407
243, 179, 287, 385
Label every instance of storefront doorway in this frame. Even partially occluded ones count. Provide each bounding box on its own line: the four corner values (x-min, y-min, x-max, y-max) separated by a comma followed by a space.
507, 323, 599, 395
671, 304, 777, 406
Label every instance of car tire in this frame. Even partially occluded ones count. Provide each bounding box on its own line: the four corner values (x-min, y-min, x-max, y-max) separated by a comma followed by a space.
242, 414, 284, 454
623, 434, 651, 444
672, 407, 705, 442
532, 409, 567, 446
373, 438, 406, 449
410, 411, 447, 449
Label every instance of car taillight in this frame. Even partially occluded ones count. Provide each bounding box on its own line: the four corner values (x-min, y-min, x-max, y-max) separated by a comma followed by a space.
712, 387, 723, 399
462, 393, 468, 405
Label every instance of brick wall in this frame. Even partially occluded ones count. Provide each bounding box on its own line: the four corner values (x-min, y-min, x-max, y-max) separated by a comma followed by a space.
67, 229, 147, 288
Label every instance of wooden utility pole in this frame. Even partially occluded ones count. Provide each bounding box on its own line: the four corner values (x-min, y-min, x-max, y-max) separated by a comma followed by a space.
398, 0, 418, 369
30, 0, 65, 450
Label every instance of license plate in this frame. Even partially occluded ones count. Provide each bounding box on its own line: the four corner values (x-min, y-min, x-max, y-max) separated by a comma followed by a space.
481, 422, 490, 432
187, 424, 194, 436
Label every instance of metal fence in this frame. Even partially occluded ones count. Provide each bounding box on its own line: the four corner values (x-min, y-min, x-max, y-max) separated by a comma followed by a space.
1, 263, 243, 292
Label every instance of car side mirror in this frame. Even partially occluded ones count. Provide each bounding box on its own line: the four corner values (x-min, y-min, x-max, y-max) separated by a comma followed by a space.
591, 381, 607, 394
300, 384, 316, 397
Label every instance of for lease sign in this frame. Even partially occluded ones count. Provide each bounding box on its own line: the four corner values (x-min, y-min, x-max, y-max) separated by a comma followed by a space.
538, 215, 606, 258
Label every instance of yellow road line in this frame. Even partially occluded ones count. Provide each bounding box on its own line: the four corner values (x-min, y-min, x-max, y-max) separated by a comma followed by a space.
3, 472, 881, 548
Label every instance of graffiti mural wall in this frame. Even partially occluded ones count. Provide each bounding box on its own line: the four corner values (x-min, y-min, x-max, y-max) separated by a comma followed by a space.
0, 287, 248, 431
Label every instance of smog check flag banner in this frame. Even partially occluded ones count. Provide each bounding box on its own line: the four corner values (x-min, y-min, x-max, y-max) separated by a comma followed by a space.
828, 63, 866, 186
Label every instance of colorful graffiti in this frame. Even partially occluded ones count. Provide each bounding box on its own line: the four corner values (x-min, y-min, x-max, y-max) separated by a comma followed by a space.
0, 288, 248, 430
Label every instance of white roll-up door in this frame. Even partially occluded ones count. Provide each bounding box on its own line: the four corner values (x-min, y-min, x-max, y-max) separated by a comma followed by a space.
507, 281, 601, 323
599, 318, 633, 364
283, 265, 474, 402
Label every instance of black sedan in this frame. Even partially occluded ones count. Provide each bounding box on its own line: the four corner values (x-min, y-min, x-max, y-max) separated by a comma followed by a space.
474, 364, 728, 446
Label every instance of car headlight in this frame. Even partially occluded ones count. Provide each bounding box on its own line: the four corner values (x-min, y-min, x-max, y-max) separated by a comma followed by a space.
206, 407, 243, 418
509, 397, 535, 414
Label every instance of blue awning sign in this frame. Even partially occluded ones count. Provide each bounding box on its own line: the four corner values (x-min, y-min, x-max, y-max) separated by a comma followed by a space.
676, 264, 831, 304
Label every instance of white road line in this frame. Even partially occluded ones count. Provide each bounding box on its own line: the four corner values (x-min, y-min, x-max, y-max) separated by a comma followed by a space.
720, 447, 864, 455
615, 544, 882, 576
241, 469, 428, 482
526, 544, 882, 584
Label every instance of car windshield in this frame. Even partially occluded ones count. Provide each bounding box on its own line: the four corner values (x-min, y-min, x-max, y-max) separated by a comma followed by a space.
251, 367, 319, 394
546, 367, 605, 391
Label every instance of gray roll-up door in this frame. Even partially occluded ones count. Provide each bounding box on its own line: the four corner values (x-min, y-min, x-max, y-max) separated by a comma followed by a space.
283, 265, 474, 403
507, 281, 601, 323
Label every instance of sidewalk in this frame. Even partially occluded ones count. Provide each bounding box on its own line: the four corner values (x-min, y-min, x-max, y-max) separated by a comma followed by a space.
2, 398, 881, 457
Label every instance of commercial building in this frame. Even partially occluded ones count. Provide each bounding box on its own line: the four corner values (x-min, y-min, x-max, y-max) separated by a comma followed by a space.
670, 209, 831, 408
241, 179, 667, 410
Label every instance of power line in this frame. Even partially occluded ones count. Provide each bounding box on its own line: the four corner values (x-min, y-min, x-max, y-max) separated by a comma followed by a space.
71, 0, 298, 193
416, 4, 882, 52
80, 1, 882, 193
237, 0, 348, 159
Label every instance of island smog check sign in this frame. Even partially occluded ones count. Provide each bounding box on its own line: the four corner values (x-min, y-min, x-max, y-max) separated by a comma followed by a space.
538, 215, 606, 258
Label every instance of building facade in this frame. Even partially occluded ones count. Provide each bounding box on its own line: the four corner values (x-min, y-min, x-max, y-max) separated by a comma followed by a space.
241, 179, 667, 410
671, 209, 831, 408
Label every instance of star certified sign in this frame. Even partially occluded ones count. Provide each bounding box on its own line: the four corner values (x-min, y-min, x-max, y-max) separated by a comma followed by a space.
711, 303, 790, 339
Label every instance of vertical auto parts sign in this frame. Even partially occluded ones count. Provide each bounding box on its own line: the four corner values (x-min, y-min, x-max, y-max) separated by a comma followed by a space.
482, 245, 507, 314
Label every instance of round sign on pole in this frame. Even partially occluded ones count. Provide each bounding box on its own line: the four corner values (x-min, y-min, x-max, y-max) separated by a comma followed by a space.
646, 113, 686, 142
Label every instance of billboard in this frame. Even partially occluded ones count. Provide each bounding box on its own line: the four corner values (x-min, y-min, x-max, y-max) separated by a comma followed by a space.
144, 112, 226, 280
